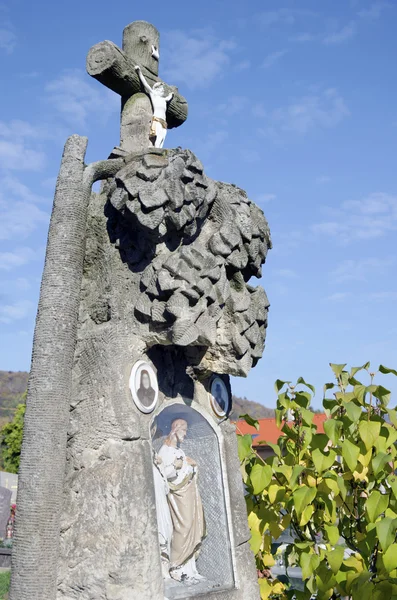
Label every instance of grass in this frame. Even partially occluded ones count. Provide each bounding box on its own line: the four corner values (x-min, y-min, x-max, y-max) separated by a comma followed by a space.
0, 570, 10, 599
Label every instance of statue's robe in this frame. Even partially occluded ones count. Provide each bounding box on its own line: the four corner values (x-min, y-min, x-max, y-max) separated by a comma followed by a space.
153, 455, 172, 565
158, 444, 206, 569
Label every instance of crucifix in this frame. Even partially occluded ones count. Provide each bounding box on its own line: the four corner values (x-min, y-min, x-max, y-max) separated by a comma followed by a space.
86, 20, 188, 153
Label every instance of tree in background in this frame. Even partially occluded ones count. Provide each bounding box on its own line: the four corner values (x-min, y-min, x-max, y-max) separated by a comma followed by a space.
238, 363, 397, 600
0, 401, 25, 474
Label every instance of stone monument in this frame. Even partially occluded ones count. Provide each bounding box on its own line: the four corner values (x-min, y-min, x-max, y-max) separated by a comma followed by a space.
0, 486, 12, 540
10, 20, 271, 600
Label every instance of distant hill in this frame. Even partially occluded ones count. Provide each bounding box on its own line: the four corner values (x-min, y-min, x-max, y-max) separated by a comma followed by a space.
0, 371, 273, 426
230, 395, 274, 421
0, 370, 29, 427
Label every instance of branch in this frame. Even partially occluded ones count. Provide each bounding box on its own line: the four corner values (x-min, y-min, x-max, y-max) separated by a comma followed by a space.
83, 157, 125, 190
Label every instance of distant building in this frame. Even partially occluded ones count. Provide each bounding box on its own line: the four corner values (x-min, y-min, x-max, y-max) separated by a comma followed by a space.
0, 472, 18, 504
236, 414, 327, 460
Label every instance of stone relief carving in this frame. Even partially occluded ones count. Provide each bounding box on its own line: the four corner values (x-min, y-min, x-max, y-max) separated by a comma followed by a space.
106, 147, 271, 377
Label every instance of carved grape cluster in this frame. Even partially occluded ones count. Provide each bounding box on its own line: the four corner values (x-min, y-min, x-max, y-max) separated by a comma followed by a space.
109, 148, 271, 376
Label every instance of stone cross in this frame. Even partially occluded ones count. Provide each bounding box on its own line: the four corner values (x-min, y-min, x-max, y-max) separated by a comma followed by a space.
86, 20, 188, 153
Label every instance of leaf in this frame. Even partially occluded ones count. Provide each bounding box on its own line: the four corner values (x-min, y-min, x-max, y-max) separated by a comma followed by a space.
275, 379, 290, 393
264, 441, 281, 458
300, 407, 314, 425
376, 517, 396, 552
330, 363, 347, 378
387, 409, 397, 429
296, 376, 316, 394
294, 391, 311, 409
387, 474, 397, 498
299, 504, 314, 526
249, 528, 262, 554
290, 465, 305, 488
258, 578, 272, 599
237, 434, 252, 461
337, 475, 348, 500
379, 365, 397, 377
383, 543, 397, 573
342, 439, 360, 471
239, 414, 259, 430
324, 419, 342, 445
262, 552, 275, 567
300, 552, 320, 580
373, 385, 391, 407
327, 545, 344, 574
312, 448, 336, 473
354, 384, 367, 404
325, 524, 340, 545
324, 382, 335, 395
275, 409, 283, 428
372, 452, 390, 477
293, 486, 316, 517
344, 401, 362, 423
359, 420, 381, 450
250, 464, 272, 495
350, 362, 370, 377
366, 490, 389, 522
268, 484, 285, 504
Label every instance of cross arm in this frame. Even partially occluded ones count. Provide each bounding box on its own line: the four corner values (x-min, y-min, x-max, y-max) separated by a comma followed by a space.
86, 40, 188, 129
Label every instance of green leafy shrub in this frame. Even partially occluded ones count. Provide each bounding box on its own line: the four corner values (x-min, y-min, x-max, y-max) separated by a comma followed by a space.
238, 363, 397, 599
0, 401, 25, 473
0, 569, 10, 599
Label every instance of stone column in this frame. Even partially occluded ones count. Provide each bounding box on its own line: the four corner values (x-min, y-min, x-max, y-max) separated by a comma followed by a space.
120, 21, 160, 152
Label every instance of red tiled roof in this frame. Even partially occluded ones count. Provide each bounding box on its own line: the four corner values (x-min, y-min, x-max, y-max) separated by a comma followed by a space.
236, 414, 327, 446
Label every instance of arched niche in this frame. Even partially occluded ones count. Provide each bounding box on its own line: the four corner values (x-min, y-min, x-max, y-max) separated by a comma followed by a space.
151, 402, 235, 598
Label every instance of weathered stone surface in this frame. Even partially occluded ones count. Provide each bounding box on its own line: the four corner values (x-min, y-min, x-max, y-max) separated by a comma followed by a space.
108, 147, 271, 377
58, 439, 162, 600
52, 145, 268, 598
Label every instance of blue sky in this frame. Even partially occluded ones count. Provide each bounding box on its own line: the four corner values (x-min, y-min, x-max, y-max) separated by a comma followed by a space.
1, 0, 396, 409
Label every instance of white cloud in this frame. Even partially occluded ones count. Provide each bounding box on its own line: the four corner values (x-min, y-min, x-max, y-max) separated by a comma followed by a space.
312, 192, 397, 243
323, 22, 357, 45
0, 140, 46, 171
261, 88, 349, 136
203, 130, 228, 153
45, 69, 119, 128
235, 60, 251, 71
256, 193, 276, 204
0, 27, 16, 54
274, 268, 298, 278
218, 96, 248, 115
292, 22, 357, 46
368, 291, 397, 301
290, 33, 318, 43
0, 277, 31, 292
326, 292, 352, 302
258, 8, 316, 27
0, 198, 49, 240
0, 247, 40, 270
0, 300, 34, 324
262, 50, 288, 69
0, 175, 49, 240
315, 175, 331, 184
358, 2, 391, 19
163, 30, 235, 89
252, 103, 267, 118
330, 257, 395, 283
41, 176, 57, 191
0, 120, 50, 172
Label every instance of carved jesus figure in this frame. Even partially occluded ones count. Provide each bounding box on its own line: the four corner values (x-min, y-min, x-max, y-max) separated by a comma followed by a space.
158, 418, 206, 582
135, 65, 174, 148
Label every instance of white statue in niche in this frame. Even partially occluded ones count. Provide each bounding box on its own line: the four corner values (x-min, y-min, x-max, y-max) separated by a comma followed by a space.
155, 418, 206, 583
135, 65, 174, 148
152, 422, 173, 578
